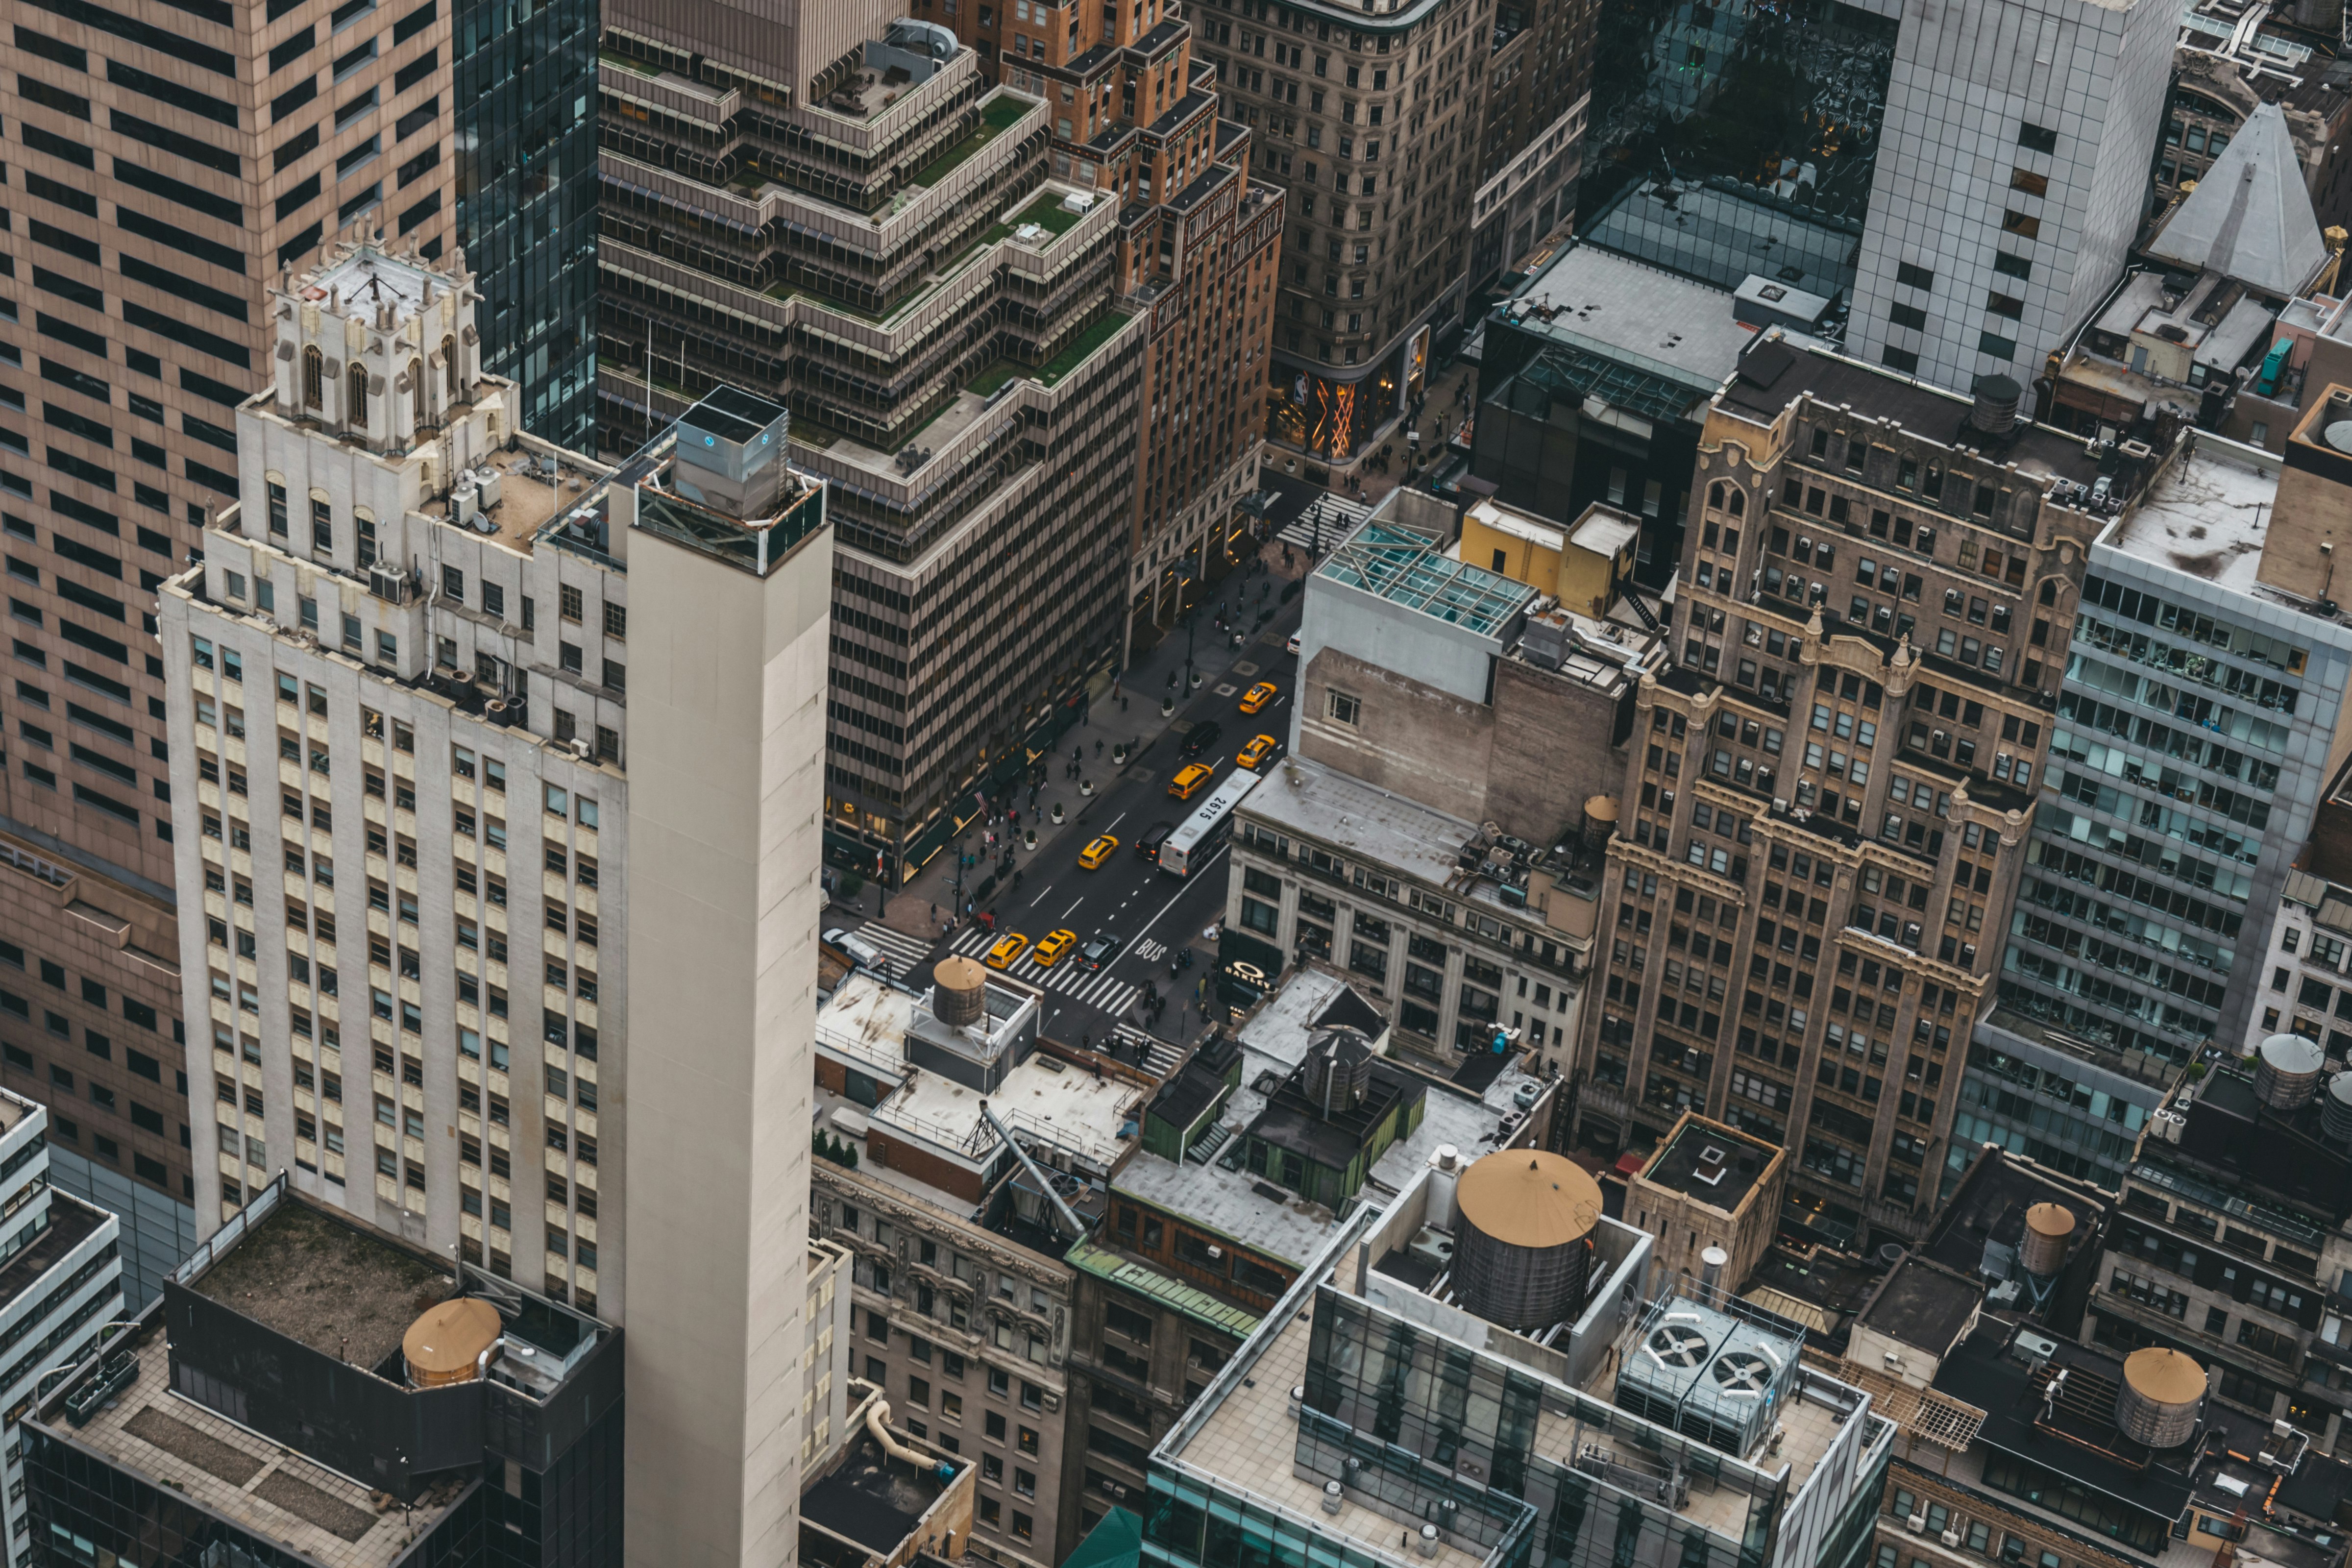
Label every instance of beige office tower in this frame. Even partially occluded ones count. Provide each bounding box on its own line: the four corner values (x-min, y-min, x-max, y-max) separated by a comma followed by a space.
613, 385, 833, 1565
155, 239, 838, 1566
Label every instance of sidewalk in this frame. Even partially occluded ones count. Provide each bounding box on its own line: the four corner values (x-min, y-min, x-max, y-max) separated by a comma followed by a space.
872, 560, 1296, 941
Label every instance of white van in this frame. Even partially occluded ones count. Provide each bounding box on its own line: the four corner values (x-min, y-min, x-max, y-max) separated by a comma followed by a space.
822, 927, 885, 972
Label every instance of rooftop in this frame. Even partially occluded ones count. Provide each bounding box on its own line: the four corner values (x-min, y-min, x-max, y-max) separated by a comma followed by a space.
884, 1048, 1144, 1170
801, 1420, 964, 1557
416, 446, 590, 556
1112, 968, 1549, 1266
1934, 1320, 2198, 1530
1633, 1113, 1777, 1213
2146, 101, 2329, 297
1920, 1145, 2109, 1286
1719, 336, 2108, 490
1158, 1170, 1886, 1568
1499, 243, 1756, 394
301, 244, 446, 320
1239, 756, 1564, 923
189, 1198, 454, 1373
1315, 517, 1535, 638
53, 1315, 473, 1568
2105, 434, 2279, 594
1856, 1255, 1982, 1359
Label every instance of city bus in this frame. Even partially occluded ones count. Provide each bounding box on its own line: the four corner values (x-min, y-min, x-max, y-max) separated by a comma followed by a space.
1160, 768, 1260, 876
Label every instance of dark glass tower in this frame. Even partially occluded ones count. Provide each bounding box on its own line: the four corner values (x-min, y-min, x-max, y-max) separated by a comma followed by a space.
1579, 0, 1897, 299
453, 0, 600, 447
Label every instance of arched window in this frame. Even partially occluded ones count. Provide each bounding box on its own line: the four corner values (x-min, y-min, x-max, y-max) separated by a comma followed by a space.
302, 345, 323, 409
1728, 489, 1745, 517
409, 358, 425, 427
442, 336, 458, 399
1707, 482, 1724, 511
348, 362, 369, 425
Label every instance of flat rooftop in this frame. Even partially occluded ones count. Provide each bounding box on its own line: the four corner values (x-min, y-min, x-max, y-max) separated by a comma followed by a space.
1858, 1256, 1981, 1357
1316, 517, 1535, 639
1241, 756, 1545, 923
802, 1425, 959, 1556
1720, 336, 2107, 490
302, 245, 442, 318
54, 1318, 468, 1568
1635, 1115, 1776, 1212
1166, 1203, 1874, 1568
2105, 436, 2278, 593
416, 447, 586, 556
882, 1049, 1142, 1168
1114, 968, 1549, 1266
189, 1199, 455, 1373
1920, 1145, 2107, 1282
1185, 1308, 1486, 1568
1504, 243, 1755, 393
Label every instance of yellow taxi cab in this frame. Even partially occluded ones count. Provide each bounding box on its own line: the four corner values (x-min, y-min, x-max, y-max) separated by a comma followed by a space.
1239, 681, 1278, 714
1033, 929, 1077, 968
1237, 733, 1278, 770
1169, 762, 1215, 800
1077, 833, 1119, 869
984, 932, 1030, 970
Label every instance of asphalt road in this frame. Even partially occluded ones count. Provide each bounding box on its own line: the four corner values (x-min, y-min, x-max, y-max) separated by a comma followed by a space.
921, 604, 1304, 1066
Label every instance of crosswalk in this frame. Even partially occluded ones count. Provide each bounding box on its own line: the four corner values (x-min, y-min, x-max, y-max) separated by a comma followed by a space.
1122, 1024, 1182, 1078
847, 922, 938, 982
1274, 494, 1369, 555
944, 926, 1142, 1015
850, 921, 1186, 1071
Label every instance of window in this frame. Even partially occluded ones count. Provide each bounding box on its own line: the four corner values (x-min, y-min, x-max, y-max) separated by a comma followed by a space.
1326, 689, 1360, 726
1895, 262, 1935, 291
2018, 121, 2058, 153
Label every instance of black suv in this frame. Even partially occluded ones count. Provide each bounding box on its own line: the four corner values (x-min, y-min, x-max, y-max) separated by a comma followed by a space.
1181, 721, 1223, 758
1137, 821, 1176, 860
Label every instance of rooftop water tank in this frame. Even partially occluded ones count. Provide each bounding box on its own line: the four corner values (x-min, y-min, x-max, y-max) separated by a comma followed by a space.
1301, 1029, 1374, 1116
2255, 1033, 2326, 1111
403, 1297, 501, 1388
2114, 1347, 2205, 1449
933, 956, 987, 1028
1452, 1151, 1602, 1332
2324, 1073, 2352, 1145
2019, 1202, 2075, 1278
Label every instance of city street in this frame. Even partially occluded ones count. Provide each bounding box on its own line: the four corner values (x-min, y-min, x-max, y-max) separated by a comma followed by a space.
834, 580, 1306, 1067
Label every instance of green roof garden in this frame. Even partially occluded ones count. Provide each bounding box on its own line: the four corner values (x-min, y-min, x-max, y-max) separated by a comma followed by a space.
598, 48, 661, 78
981, 192, 1089, 246
910, 93, 1033, 188
1038, 311, 1132, 386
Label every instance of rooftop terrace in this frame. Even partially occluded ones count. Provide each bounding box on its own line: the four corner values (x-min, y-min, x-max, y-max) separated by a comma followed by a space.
52, 1316, 471, 1568
2104, 434, 2278, 594
189, 1198, 454, 1372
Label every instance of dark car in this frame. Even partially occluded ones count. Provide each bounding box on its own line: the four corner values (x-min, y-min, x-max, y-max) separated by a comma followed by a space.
1181, 721, 1223, 758
1080, 931, 1122, 972
1137, 821, 1176, 860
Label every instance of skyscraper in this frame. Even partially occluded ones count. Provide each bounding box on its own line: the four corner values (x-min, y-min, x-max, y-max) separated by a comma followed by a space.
1566, 334, 2119, 1250
928, 0, 1288, 647
0, 0, 460, 1298
1846, 0, 2178, 394
155, 236, 840, 1565
1195, 0, 1596, 473
454, 0, 600, 446
596, 5, 1246, 885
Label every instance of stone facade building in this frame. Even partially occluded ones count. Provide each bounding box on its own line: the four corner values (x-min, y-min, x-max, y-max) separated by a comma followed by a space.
1568, 334, 2117, 1250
